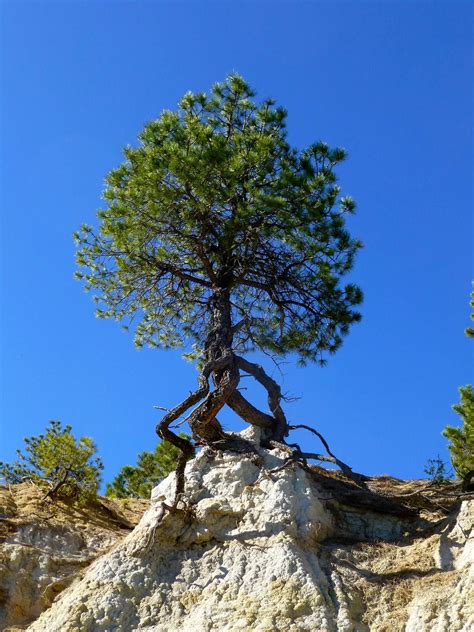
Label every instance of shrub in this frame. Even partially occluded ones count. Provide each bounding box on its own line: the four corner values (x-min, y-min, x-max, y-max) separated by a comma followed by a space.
423, 456, 451, 483
443, 385, 474, 488
105, 435, 188, 499
0, 420, 103, 503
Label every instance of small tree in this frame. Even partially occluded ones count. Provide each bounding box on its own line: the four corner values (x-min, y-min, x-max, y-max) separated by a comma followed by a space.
0, 421, 103, 503
75, 75, 363, 495
423, 456, 450, 484
106, 435, 187, 499
441, 287, 474, 489
443, 385, 474, 489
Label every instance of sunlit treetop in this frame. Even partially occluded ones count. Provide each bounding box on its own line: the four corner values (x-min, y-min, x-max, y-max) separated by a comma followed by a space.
75, 74, 362, 366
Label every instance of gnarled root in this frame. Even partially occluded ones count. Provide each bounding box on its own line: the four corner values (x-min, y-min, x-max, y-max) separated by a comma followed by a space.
156, 360, 212, 502
234, 356, 288, 441
284, 423, 367, 488
156, 351, 240, 502
188, 352, 239, 443
288, 424, 354, 477
157, 350, 361, 501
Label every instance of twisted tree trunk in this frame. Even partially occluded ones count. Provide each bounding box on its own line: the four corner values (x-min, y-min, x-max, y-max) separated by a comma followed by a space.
188, 288, 239, 443
156, 287, 290, 500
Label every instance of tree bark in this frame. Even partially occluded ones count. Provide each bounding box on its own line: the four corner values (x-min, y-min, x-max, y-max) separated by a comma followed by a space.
157, 288, 359, 502
189, 288, 239, 443
234, 356, 288, 441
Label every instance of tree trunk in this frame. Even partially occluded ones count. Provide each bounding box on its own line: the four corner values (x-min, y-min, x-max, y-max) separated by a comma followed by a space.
188, 288, 239, 443
156, 287, 291, 502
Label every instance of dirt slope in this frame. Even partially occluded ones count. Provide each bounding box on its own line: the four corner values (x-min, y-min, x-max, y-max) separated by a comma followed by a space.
0, 483, 148, 631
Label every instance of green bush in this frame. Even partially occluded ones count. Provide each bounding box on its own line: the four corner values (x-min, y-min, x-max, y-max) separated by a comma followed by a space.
0, 420, 103, 503
423, 456, 451, 484
105, 434, 189, 499
443, 385, 474, 488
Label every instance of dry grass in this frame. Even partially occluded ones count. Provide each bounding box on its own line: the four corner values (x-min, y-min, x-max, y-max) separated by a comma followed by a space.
0, 482, 149, 543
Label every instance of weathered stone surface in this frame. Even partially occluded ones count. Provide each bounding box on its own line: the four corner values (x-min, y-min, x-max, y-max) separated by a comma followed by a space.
24, 428, 473, 632
0, 483, 147, 631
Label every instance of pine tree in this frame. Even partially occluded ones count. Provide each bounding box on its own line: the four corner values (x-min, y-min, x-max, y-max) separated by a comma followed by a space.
0, 421, 103, 503
75, 74, 363, 494
105, 436, 187, 499
443, 386, 474, 488
441, 287, 474, 489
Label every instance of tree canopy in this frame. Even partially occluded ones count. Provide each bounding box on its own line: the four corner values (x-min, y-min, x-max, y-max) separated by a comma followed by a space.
75, 74, 363, 499
0, 421, 103, 503
105, 435, 187, 499
75, 74, 361, 365
441, 288, 474, 489
444, 385, 474, 488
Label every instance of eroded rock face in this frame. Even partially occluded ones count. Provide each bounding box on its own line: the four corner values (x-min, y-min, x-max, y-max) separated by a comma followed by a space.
24, 429, 473, 632
0, 483, 147, 631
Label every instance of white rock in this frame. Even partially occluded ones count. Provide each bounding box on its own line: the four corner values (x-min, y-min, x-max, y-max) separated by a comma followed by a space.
26, 434, 473, 632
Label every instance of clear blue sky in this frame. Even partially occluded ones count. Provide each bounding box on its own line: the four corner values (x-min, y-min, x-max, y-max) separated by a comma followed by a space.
1, 1, 472, 489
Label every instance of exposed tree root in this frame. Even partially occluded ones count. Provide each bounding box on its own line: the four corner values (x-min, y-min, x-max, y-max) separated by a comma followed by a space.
235, 356, 288, 442
155, 343, 368, 502
288, 423, 357, 479
156, 345, 473, 515
226, 390, 274, 429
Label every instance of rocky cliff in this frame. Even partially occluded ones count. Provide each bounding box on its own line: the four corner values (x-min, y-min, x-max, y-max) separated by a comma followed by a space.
0, 481, 147, 631
1, 428, 472, 631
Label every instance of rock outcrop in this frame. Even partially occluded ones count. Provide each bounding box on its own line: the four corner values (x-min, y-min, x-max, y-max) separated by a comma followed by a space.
0, 482, 147, 631
18, 428, 473, 632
